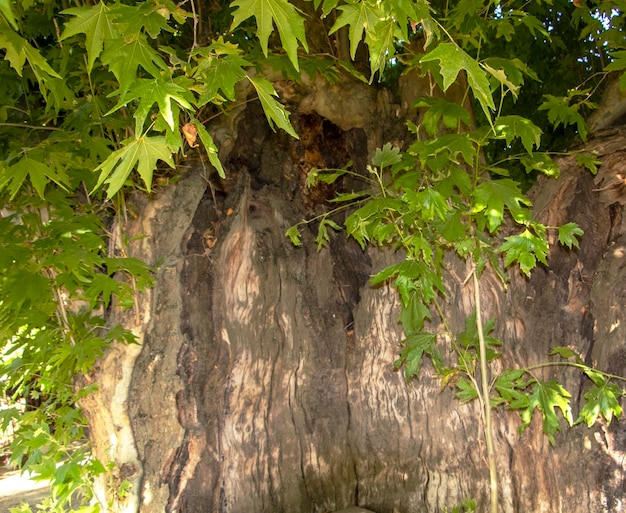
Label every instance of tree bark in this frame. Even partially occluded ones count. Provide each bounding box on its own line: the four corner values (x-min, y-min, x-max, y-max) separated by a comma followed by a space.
81, 74, 626, 513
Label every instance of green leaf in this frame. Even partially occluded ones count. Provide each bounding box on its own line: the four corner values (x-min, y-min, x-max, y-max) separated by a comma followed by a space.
394, 331, 438, 381
107, 78, 194, 134
499, 229, 549, 276
577, 381, 623, 427
403, 188, 449, 221
60, 2, 117, 73
231, 0, 308, 70
413, 97, 472, 136
538, 93, 589, 141
248, 75, 298, 138
520, 153, 559, 177
410, 133, 476, 172
493, 368, 528, 407
285, 225, 302, 246
366, 17, 403, 78
316, 217, 342, 249
399, 293, 431, 333
472, 179, 531, 232
372, 143, 402, 168
329, 0, 384, 60
101, 35, 169, 95
549, 346, 581, 361
193, 39, 250, 104
109, 2, 177, 39
520, 380, 573, 445
308, 164, 352, 187
2, 158, 69, 199
0, 21, 62, 79
192, 119, 226, 179
420, 43, 495, 120
328, 191, 369, 203
93, 136, 175, 198
455, 378, 479, 403
557, 222, 583, 249
605, 51, 626, 75
494, 115, 542, 154
576, 152, 602, 175
0, 0, 18, 30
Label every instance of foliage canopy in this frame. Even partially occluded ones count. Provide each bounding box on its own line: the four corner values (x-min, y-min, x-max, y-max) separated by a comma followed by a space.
0, 0, 625, 509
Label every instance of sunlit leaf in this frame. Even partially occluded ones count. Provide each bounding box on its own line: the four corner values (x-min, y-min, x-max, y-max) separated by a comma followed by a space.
231, 0, 308, 70
557, 222, 583, 249
519, 380, 573, 445
60, 2, 117, 72
248, 75, 298, 138
329, 0, 383, 61
472, 179, 531, 232
576, 381, 623, 427
94, 136, 175, 197
420, 42, 495, 120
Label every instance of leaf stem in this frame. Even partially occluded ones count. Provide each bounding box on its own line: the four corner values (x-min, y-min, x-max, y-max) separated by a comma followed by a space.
473, 268, 498, 513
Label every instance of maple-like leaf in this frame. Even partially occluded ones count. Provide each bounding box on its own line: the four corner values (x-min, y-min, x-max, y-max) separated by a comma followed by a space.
420, 42, 495, 121
93, 136, 174, 197
557, 222, 583, 249
394, 331, 438, 381
499, 229, 549, 276
0, 21, 62, 80
413, 97, 472, 136
1, 158, 69, 199
248, 75, 298, 138
193, 40, 250, 105
191, 118, 226, 179
329, 0, 383, 61
231, 0, 308, 70
367, 18, 404, 78
60, 2, 117, 73
0, 0, 18, 30
494, 115, 542, 154
109, 2, 176, 39
519, 379, 573, 445
538, 93, 589, 140
577, 378, 622, 427
605, 51, 626, 90
472, 178, 531, 232
101, 35, 169, 95
107, 78, 194, 134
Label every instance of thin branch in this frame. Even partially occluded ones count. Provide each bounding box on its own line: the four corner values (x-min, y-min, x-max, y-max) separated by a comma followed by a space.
0, 123, 62, 131
473, 269, 498, 513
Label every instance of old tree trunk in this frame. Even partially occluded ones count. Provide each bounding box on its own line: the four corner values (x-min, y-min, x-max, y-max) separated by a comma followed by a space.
79, 74, 626, 513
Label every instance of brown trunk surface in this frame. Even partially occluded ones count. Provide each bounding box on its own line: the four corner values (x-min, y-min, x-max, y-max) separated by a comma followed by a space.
81, 75, 626, 513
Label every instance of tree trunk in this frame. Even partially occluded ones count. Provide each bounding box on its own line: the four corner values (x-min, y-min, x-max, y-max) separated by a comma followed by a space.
80, 73, 626, 512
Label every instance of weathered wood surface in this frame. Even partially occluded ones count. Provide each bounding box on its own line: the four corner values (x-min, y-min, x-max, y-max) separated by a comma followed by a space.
81, 80, 626, 512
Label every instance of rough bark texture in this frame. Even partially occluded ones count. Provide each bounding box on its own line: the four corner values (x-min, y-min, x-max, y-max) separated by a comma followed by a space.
81, 74, 626, 513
